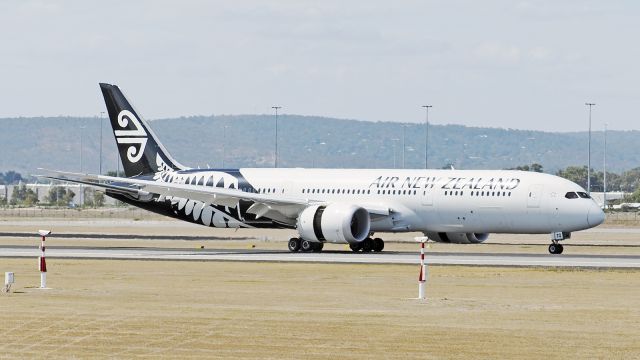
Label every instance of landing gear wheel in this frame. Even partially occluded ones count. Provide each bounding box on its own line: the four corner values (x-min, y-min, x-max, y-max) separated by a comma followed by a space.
301, 240, 314, 252
312, 242, 324, 252
288, 238, 301, 252
350, 243, 362, 252
372, 238, 384, 252
361, 238, 374, 252
548, 243, 564, 254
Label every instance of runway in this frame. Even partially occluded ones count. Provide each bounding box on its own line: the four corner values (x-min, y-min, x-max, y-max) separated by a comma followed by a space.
2, 245, 640, 268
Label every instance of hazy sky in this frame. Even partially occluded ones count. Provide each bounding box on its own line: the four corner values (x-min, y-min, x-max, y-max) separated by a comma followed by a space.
0, 0, 638, 131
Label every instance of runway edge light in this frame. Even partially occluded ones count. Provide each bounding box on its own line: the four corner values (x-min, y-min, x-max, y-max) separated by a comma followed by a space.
37, 230, 51, 289
415, 236, 429, 300
3, 272, 14, 293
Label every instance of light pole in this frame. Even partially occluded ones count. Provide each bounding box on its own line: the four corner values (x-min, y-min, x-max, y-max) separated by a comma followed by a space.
306, 147, 314, 168
461, 143, 468, 169
422, 105, 432, 169
80, 125, 85, 173
222, 125, 229, 168
603, 123, 608, 210
80, 125, 85, 206
586, 102, 595, 195
99, 111, 105, 175
318, 142, 326, 168
402, 125, 407, 169
391, 138, 400, 169
272, 106, 282, 168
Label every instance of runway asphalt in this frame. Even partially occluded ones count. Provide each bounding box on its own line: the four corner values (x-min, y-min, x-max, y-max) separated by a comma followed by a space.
2, 245, 639, 268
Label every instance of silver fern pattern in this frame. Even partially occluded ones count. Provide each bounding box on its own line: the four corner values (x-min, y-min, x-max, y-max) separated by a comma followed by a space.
152, 154, 252, 228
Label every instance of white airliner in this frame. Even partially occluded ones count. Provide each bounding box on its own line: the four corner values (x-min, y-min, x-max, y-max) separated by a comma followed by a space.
42, 83, 605, 255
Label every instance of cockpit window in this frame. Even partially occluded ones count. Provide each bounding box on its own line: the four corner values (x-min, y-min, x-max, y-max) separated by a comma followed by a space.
577, 192, 590, 199
565, 192, 579, 199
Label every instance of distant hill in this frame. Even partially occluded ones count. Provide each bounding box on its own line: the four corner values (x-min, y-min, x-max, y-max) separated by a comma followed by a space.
0, 115, 634, 175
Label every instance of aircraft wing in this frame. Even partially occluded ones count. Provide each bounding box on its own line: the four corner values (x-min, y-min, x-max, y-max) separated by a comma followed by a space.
39, 174, 144, 198
38, 169, 394, 221
38, 170, 313, 219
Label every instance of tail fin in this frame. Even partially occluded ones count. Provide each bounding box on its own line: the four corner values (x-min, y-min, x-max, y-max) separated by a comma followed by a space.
100, 83, 185, 177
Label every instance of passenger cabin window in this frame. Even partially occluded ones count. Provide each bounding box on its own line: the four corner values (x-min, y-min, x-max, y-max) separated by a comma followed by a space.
565, 192, 579, 199
577, 192, 590, 199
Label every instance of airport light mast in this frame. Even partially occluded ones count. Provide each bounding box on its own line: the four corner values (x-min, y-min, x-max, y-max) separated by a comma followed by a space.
603, 123, 608, 210
222, 125, 229, 168
272, 106, 282, 168
391, 138, 400, 169
422, 105, 432, 169
99, 111, 105, 175
80, 124, 85, 206
586, 102, 596, 195
402, 125, 407, 169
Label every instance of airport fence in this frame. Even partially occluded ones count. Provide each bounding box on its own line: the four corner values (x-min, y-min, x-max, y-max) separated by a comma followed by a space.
602, 211, 640, 226
0, 207, 166, 220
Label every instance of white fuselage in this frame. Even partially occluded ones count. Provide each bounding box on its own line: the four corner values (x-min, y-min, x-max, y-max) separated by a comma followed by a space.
235, 168, 604, 234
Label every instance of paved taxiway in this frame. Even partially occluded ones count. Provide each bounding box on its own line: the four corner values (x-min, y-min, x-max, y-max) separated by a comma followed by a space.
1, 245, 639, 268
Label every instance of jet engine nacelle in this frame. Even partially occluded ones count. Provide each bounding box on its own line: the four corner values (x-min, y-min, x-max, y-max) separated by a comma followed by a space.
297, 204, 371, 244
425, 232, 490, 244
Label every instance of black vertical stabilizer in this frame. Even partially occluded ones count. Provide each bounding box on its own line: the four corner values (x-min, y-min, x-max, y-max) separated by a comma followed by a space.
99, 83, 185, 177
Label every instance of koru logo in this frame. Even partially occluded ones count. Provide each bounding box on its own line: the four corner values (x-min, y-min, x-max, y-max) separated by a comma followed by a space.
114, 110, 148, 163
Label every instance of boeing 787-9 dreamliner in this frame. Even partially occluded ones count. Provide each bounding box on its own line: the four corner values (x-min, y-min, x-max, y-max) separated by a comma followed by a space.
41, 84, 605, 254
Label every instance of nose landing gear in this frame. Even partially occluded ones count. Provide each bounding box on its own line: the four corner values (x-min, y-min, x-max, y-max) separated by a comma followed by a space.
548, 243, 564, 254
548, 232, 570, 254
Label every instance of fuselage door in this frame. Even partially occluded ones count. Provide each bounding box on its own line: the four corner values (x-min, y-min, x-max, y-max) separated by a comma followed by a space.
421, 189, 433, 206
527, 184, 543, 208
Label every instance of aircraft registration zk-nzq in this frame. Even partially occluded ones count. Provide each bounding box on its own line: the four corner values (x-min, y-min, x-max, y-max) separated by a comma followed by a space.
41, 83, 605, 255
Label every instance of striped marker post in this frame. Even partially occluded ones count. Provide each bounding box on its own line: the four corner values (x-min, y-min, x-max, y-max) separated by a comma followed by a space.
37, 230, 51, 289
415, 236, 429, 300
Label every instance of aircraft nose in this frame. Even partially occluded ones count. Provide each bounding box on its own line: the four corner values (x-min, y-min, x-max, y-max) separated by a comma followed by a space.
587, 203, 605, 227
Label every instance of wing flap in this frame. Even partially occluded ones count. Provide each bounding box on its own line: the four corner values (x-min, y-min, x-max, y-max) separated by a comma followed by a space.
38, 175, 143, 198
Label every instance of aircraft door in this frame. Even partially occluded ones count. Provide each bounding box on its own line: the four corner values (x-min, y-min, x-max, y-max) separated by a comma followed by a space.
527, 185, 543, 208
421, 189, 433, 206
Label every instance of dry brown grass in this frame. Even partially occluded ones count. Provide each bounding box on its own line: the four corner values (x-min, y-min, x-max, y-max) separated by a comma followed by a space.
1, 259, 639, 359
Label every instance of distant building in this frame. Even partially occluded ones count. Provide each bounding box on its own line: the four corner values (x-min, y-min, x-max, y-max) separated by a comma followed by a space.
589, 192, 625, 208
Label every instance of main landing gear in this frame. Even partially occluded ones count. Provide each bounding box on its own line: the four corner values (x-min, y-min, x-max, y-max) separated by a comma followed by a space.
349, 237, 384, 253
287, 237, 385, 253
548, 232, 570, 254
288, 238, 323, 253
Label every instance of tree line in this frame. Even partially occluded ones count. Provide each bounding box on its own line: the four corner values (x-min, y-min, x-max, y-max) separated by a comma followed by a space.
0, 171, 25, 185
0, 184, 105, 207
506, 163, 640, 193
507, 163, 640, 202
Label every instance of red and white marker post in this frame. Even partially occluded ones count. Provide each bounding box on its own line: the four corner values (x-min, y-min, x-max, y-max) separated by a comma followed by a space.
38, 230, 51, 289
415, 236, 429, 300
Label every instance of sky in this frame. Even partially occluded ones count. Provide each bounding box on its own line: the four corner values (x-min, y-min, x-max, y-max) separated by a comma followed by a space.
0, 0, 638, 131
